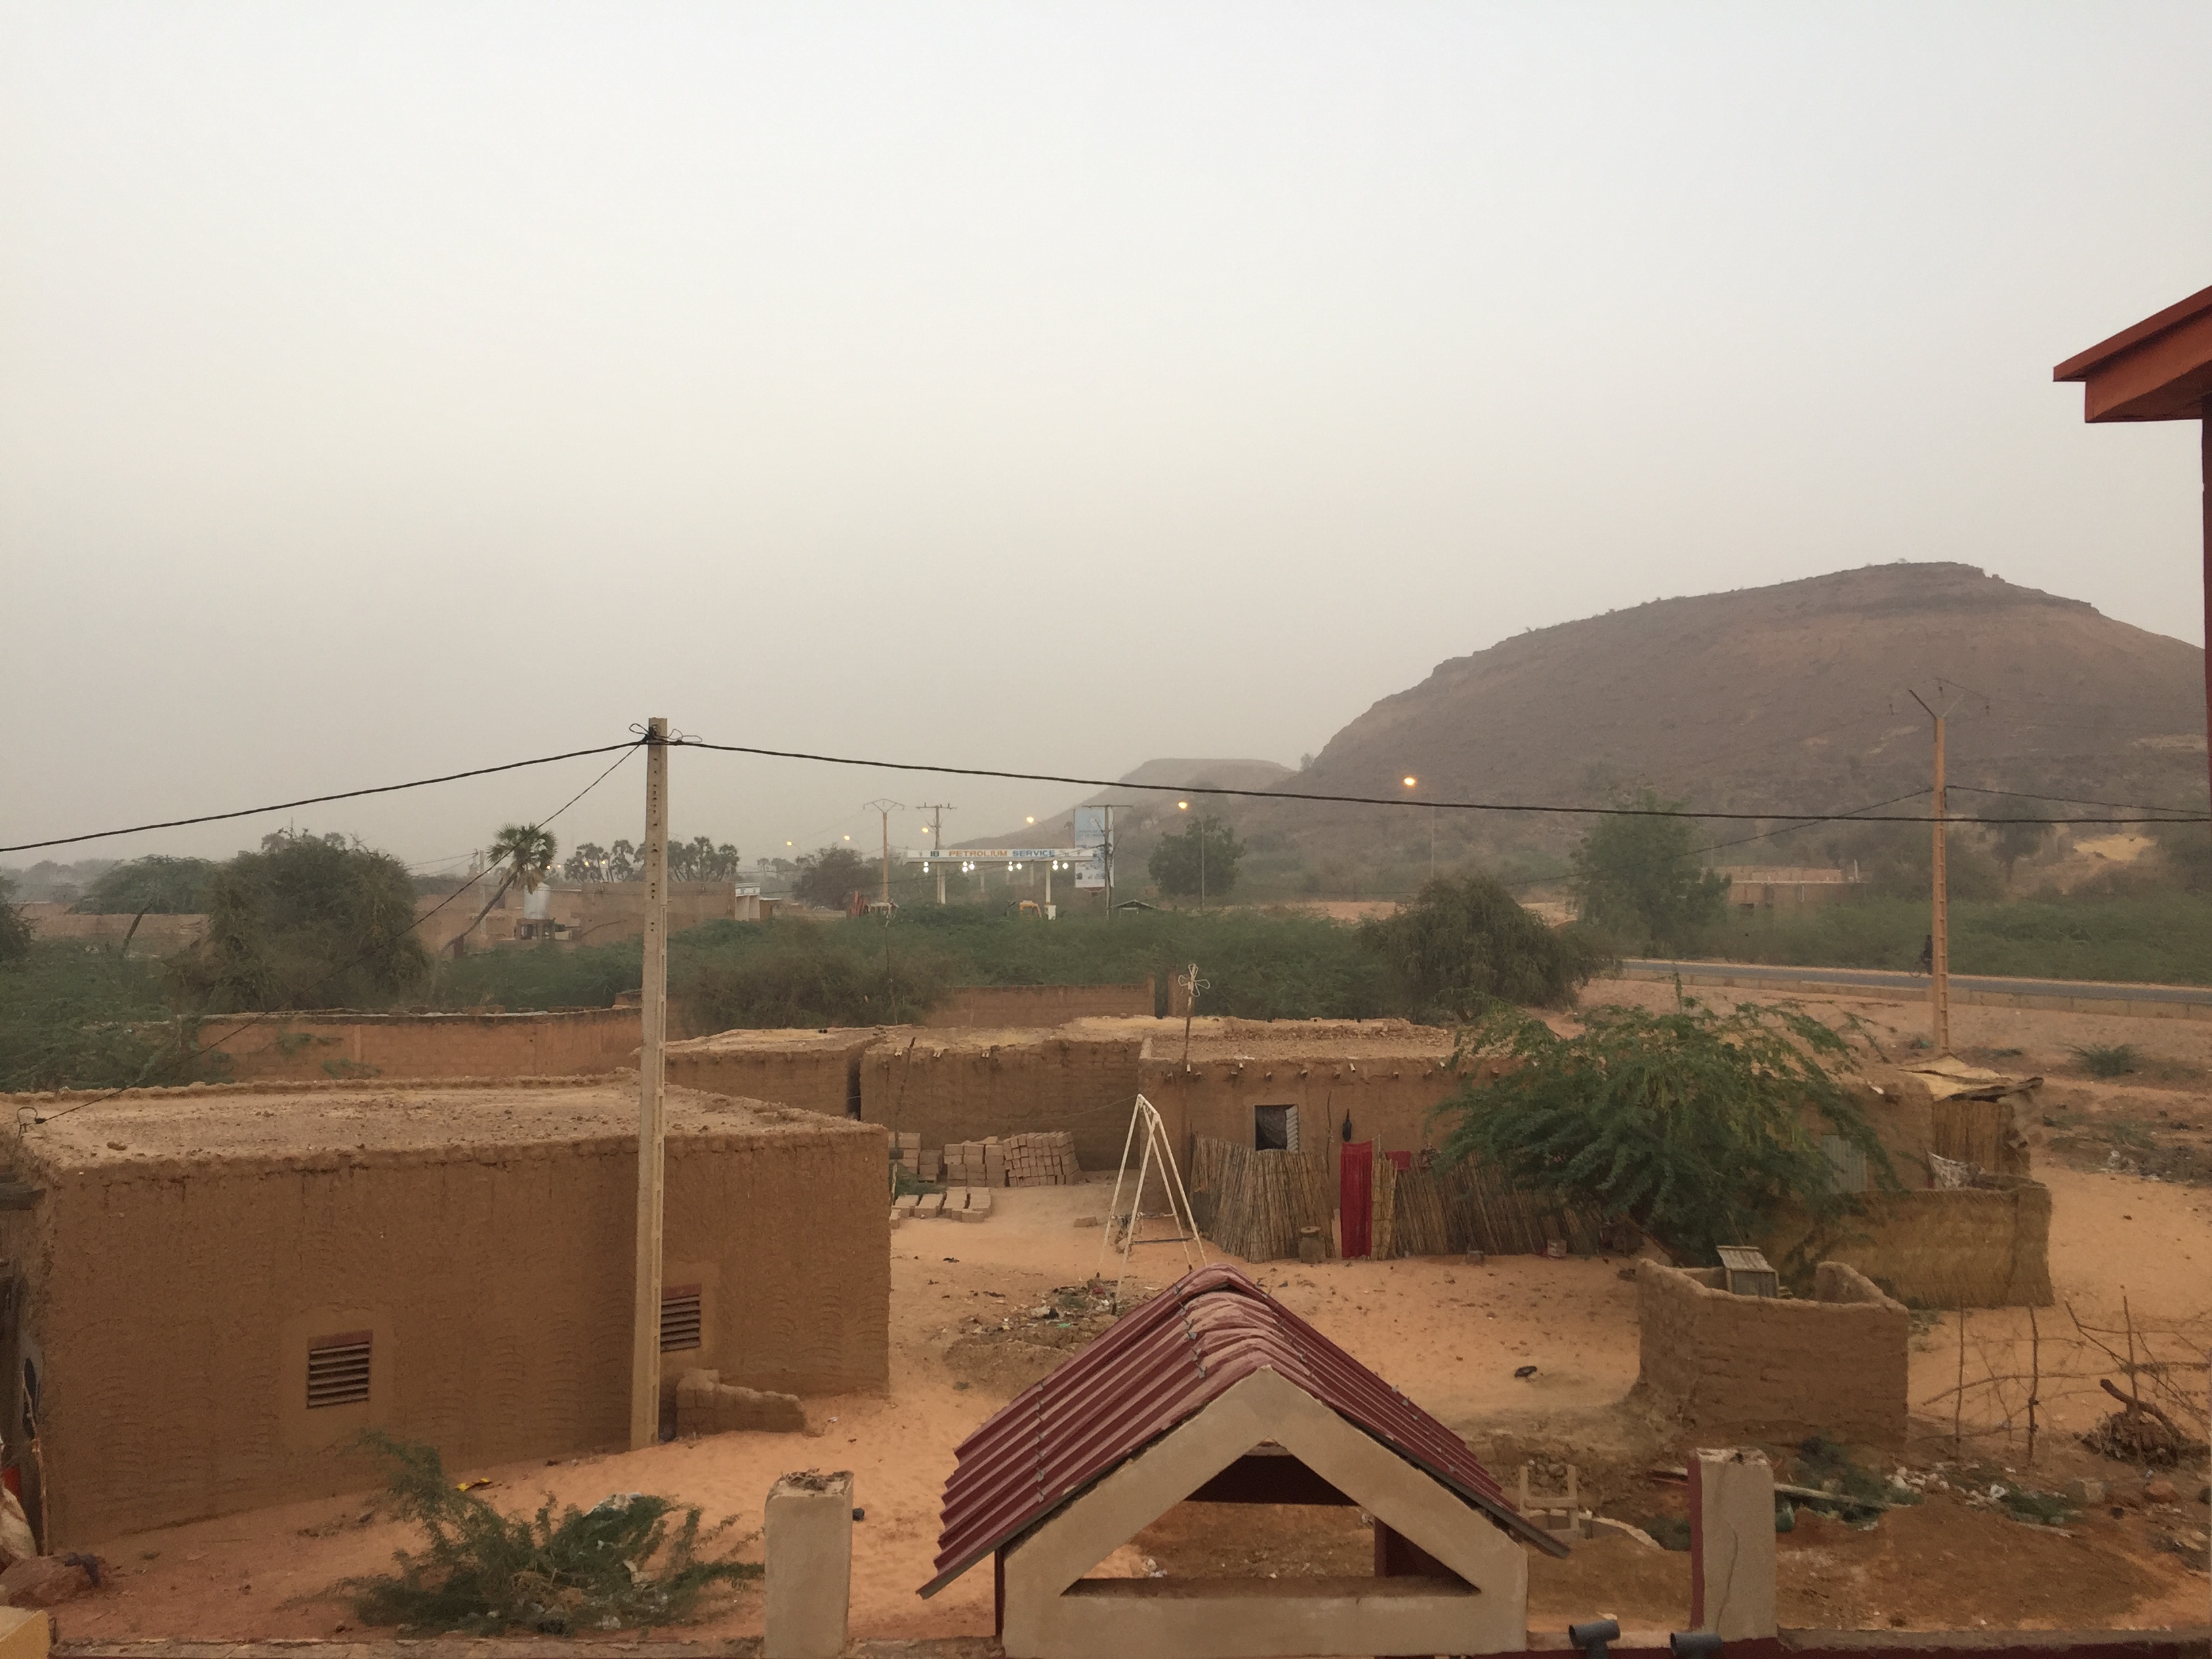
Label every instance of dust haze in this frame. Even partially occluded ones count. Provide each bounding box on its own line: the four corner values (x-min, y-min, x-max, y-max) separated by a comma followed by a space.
3, 3, 2207, 868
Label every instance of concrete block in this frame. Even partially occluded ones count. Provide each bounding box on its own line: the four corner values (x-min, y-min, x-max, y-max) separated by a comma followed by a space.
1689, 1447, 1777, 1639
677, 1368, 806, 1435
0, 1607, 49, 1659
765, 1470, 853, 1659
893, 1195, 920, 1214
918, 1193, 945, 1218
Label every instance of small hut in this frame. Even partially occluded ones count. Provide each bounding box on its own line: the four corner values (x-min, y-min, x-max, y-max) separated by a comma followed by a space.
919, 1263, 1561, 1659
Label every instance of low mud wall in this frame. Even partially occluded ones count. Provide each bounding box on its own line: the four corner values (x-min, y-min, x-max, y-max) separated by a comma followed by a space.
925, 981, 1154, 1026
1635, 1259, 1909, 1447
182, 1008, 643, 1082
861, 1032, 1141, 1170
1767, 1181, 2052, 1309
12, 1105, 885, 1544
663, 1029, 882, 1116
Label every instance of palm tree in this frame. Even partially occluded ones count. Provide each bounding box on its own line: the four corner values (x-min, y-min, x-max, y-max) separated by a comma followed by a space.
465, 823, 560, 937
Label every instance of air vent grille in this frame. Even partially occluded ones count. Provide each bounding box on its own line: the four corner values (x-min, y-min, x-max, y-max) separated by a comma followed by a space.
306, 1330, 373, 1409
660, 1286, 703, 1353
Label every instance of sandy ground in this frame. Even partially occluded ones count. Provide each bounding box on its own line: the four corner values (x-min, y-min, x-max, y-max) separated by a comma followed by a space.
57, 983, 2212, 1643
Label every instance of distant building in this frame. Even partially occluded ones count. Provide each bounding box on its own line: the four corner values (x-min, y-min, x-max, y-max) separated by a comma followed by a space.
1715, 864, 1862, 911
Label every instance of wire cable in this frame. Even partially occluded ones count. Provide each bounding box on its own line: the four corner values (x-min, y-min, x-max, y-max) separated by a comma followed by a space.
671, 739, 2207, 825
17, 742, 643, 1118
1947, 783, 2206, 817
1, 741, 640, 855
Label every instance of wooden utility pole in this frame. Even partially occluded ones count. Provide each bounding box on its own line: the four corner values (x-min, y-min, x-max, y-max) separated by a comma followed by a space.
628, 716, 670, 1450
1910, 690, 1952, 1055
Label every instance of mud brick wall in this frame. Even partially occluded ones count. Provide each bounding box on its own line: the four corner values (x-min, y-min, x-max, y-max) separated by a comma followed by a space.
1766, 1181, 2052, 1309
924, 982, 1155, 1027
183, 1008, 642, 1083
7, 1109, 886, 1545
663, 1034, 878, 1118
860, 1033, 1142, 1170
1635, 1259, 1908, 1446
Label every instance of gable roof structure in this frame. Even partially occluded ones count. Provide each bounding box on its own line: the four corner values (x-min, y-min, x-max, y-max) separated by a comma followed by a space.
920, 1262, 1563, 1598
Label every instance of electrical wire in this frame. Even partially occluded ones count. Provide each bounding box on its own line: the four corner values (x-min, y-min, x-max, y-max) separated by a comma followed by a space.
17, 742, 642, 1118
0, 741, 640, 855
672, 739, 2206, 825
1691, 790, 1934, 858
1947, 783, 2205, 817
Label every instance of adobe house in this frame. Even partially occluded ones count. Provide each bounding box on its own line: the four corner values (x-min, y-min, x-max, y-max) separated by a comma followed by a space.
0, 1078, 888, 1545
919, 1263, 1562, 1659
1138, 1017, 1475, 1168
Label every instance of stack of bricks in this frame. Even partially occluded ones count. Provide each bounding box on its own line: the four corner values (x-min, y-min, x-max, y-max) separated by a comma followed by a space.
918, 1145, 943, 1183
1003, 1130, 1080, 1187
893, 1132, 922, 1177
941, 1139, 1008, 1187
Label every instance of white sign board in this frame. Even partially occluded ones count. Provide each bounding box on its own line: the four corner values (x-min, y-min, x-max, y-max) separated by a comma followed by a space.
1073, 806, 1109, 889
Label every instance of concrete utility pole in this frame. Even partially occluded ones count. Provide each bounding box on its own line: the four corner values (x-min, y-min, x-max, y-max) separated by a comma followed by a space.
1909, 690, 1953, 1056
917, 804, 954, 904
865, 800, 899, 907
630, 716, 670, 1450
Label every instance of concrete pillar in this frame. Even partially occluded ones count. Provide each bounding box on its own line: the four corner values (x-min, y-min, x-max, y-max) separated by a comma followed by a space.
764, 1470, 854, 1659
1688, 1447, 1776, 1639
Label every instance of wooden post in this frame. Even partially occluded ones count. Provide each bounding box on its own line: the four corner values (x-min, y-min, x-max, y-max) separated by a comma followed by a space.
629, 716, 670, 1450
1931, 710, 1950, 1055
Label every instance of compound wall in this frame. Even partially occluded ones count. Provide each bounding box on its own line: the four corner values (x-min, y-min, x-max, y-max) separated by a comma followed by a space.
925, 982, 1155, 1027
188, 1008, 642, 1082
663, 1028, 884, 1117
861, 1031, 1143, 1171
1765, 1181, 2053, 1309
1635, 1260, 1909, 1447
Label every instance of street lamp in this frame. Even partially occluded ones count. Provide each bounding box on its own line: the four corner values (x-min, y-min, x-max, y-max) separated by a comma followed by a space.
1404, 775, 1433, 881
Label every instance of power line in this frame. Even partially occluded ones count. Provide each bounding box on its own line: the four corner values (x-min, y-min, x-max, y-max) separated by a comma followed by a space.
672, 738, 2207, 825
1692, 790, 1934, 858
1948, 783, 2205, 817
17, 743, 642, 1116
0, 741, 640, 855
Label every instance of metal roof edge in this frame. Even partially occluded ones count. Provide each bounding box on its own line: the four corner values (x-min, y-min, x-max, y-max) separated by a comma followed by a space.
2054, 283, 2212, 382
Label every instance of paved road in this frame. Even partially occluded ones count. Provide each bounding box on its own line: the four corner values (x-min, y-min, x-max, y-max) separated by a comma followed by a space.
1622, 958, 2212, 1008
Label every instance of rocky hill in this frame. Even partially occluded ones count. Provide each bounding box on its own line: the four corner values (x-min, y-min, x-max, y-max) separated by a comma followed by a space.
1252, 562, 2206, 867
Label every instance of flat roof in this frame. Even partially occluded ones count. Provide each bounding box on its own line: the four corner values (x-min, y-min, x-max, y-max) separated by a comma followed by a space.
1151, 1017, 1455, 1063
14, 1080, 874, 1177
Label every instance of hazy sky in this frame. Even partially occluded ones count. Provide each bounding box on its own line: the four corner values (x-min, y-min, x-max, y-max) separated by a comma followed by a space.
5, 3, 2207, 874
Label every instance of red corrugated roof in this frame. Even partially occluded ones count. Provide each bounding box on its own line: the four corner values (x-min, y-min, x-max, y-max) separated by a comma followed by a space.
918, 1262, 1564, 1598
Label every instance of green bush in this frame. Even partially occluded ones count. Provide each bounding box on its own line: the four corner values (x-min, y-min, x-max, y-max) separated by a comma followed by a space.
343, 1433, 756, 1635
0, 941, 215, 1094
2069, 1041, 2139, 1078
1433, 997, 1893, 1263
1359, 874, 1612, 1015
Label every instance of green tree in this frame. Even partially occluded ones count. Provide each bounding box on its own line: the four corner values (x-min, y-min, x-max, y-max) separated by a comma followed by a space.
668, 836, 742, 882
794, 846, 872, 909
0, 875, 32, 966
1435, 998, 1894, 1264
173, 830, 430, 1011
1149, 815, 1246, 901
1359, 874, 1612, 1015
1569, 791, 1728, 953
72, 855, 218, 915
464, 823, 559, 935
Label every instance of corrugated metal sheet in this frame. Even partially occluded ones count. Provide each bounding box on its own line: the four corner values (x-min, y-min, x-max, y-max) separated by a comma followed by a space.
919, 1262, 1565, 1597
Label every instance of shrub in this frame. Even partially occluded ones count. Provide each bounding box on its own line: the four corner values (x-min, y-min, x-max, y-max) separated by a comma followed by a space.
343, 1433, 756, 1635
1433, 996, 1893, 1263
1359, 874, 1611, 1015
2069, 1042, 2139, 1079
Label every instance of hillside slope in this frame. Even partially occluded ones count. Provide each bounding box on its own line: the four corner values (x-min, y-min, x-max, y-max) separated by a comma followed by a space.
1249, 562, 2207, 865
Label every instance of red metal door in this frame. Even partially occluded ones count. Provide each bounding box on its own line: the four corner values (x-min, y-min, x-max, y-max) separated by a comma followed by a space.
1340, 1141, 1374, 1258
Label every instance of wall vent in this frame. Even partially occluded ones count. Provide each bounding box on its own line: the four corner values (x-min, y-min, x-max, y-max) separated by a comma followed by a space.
660, 1286, 703, 1353
306, 1330, 373, 1409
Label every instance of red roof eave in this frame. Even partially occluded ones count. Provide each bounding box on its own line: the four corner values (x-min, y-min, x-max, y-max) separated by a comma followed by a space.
2053, 283, 2212, 423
